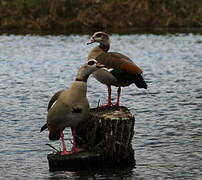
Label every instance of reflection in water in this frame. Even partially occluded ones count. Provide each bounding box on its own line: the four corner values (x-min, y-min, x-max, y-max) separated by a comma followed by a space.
0, 34, 202, 179
47, 168, 134, 180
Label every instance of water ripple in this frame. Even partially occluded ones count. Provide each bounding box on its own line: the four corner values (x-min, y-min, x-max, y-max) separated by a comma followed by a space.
0, 34, 202, 179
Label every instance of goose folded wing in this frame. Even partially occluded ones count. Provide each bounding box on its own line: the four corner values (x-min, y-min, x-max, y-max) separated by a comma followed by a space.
47, 90, 64, 110
111, 69, 147, 89
96, 52, 143, 75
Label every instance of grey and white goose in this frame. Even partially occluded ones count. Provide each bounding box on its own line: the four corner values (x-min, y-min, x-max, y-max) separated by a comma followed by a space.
87, 31, 147, 107
40, 59, 104, 155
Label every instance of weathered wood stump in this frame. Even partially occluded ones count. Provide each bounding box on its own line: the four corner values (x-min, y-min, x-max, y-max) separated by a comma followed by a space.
47, 106, 135, 171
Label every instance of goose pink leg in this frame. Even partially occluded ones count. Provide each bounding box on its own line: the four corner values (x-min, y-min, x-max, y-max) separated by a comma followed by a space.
71, 128, 83, 153
99, 85, 113, 108
60, 132, 72, 155
114, 87, 121, 107
107, 85, 114, 106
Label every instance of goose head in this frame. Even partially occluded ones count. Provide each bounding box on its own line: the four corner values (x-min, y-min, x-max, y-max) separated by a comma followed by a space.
87, 32, 110, 46
76, 59, 104, 81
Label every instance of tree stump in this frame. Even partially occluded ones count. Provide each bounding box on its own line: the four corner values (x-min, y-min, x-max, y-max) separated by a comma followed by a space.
47, 106, 135, 171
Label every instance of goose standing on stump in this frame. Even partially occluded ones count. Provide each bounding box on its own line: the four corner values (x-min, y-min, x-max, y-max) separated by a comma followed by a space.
40, 59, 104, 155
87, 32, 147, 107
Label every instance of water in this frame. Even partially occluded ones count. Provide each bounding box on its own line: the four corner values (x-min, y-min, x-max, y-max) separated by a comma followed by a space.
0, 33, 202, 179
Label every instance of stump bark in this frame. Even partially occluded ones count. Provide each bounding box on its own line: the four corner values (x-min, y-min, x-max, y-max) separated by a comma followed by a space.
47, 106, 135, 171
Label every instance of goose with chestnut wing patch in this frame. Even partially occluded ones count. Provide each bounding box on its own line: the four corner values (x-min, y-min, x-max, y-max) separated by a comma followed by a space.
87, 32, 147, 107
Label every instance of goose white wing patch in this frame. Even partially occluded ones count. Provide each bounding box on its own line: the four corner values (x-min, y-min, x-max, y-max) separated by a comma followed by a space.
103, 67, 114, 72
49, 101, 57, 110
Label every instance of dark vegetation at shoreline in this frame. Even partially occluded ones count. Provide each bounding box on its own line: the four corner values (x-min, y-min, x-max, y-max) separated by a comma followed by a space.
0, 0, 202, 34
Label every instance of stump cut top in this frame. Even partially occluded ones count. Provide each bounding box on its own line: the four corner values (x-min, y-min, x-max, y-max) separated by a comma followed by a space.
47, 106, 136, 171
90, 106, 134, 121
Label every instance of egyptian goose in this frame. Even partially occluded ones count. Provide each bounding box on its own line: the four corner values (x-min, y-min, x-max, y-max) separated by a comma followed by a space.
87, 32, 147, 107
40, 59, 104, 155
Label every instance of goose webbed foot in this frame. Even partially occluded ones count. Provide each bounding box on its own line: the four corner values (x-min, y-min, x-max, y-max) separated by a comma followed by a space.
98, 102, 114, 109
112, 102, 120, 107
60, 150, 73, 155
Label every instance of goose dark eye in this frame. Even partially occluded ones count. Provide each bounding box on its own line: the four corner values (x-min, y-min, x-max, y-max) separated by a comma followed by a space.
88, 60, 95, 66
